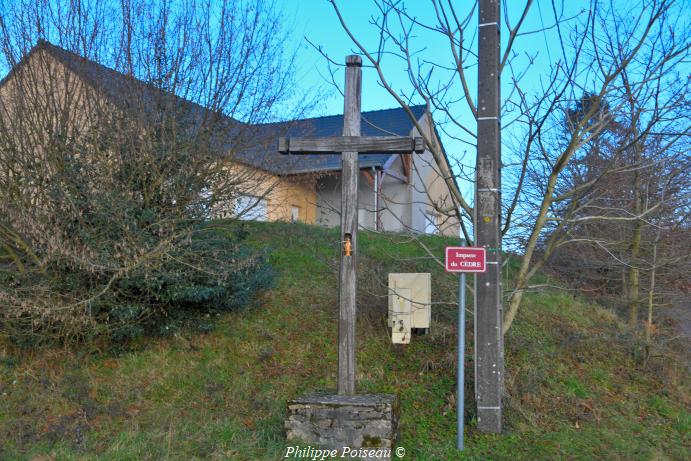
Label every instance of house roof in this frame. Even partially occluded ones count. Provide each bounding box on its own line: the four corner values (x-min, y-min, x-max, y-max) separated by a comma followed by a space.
22, 40, 234, 135
2, 41, 431, 176
238, 105, 428, 175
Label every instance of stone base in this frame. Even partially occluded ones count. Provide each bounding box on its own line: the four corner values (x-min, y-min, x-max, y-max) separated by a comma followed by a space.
285, 393, 399, 460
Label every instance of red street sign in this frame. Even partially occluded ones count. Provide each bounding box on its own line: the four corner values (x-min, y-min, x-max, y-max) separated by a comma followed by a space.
445, 247, 486, 273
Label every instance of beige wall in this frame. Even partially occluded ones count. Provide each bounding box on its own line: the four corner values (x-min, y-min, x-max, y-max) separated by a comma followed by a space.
0, 48, 112, 138
423, 168, 460, 236
0, 48, 121, 214
267, 174, 317, 224
213, 163, 317, 224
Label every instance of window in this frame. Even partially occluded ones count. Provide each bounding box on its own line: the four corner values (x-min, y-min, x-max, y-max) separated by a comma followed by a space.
291, 205, 300, 222
425, 212, 439, 235
234, 195, 267, 221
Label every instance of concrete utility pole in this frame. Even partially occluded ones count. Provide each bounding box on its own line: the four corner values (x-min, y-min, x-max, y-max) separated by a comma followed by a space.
475, 0, 504, 432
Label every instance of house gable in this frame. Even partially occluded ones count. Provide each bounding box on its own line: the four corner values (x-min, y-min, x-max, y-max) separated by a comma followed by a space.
407, 112, 461, 236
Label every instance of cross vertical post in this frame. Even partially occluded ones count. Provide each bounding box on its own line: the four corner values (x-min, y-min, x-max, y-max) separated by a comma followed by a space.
339, 55, 361, 395
278, 55, 424, 397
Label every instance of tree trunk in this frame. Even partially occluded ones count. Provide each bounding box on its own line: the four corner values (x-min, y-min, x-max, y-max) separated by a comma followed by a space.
645, 244, 657, 343
628, 160, 643, 329
503, 178, 555, 333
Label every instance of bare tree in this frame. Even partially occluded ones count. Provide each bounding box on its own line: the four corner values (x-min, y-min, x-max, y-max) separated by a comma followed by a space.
0, 0, 309, 341
323, 0, 689, 332
546, 111, 690, 336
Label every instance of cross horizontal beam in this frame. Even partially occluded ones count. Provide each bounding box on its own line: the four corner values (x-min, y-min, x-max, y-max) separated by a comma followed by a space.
278, 136, 425, 155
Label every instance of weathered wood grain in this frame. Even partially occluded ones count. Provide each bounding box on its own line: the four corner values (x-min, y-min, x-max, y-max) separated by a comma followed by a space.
338, 55, 361, 396
277, 55, 426, 397
278, 136, 425, 155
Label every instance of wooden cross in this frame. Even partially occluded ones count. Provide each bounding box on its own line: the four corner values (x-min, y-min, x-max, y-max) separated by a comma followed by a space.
279, 55, 424, 395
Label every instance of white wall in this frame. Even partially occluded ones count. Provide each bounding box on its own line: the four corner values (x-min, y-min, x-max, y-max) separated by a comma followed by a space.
409, 119, 432, 234
314, 113, 460, 236
378, 155, 412, 232
409, 114, 461, 236
316, 172, 377, 230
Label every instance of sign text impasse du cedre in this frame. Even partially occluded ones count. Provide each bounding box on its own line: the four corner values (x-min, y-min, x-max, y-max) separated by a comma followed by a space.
445, 247, 486, 273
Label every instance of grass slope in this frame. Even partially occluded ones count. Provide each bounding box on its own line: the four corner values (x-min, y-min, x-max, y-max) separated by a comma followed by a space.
1, 222, 688, 460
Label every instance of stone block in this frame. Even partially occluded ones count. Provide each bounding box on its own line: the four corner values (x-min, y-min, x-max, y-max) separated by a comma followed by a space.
285, 393, 399, 460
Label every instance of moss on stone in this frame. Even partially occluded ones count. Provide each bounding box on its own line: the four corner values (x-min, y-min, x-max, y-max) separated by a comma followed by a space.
362, 435, 381, 447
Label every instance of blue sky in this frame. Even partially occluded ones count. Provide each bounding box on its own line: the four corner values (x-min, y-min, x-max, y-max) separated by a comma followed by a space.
286, 0, 583, 114
281, 0, 588, 200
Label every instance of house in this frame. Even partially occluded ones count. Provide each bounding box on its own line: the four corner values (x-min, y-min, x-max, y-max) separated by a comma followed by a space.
236, 106, 461, 236
0, 41, 460, 236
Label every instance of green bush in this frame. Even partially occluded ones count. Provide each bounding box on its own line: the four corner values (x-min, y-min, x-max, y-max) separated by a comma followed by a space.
0, 223, 275, 346
107, 224, 275, 341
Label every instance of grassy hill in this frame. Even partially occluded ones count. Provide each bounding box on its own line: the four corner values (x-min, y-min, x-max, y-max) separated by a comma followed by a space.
1, 222, 688, 460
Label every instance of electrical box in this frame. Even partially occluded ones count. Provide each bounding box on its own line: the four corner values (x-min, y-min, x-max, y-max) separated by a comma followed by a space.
388, 273, 431, 343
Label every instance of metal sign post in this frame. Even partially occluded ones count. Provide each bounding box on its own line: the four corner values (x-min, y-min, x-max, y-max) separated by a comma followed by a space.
446, 244, 486, 451
457, 269, 466, 450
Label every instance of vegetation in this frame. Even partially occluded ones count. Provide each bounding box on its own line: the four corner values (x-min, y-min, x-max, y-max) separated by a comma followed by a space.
0, 0, 305, 343
1, 222, 687, 460
546, 91, 689, 339
326, 0, 690, 334
0, 223, 275, 346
